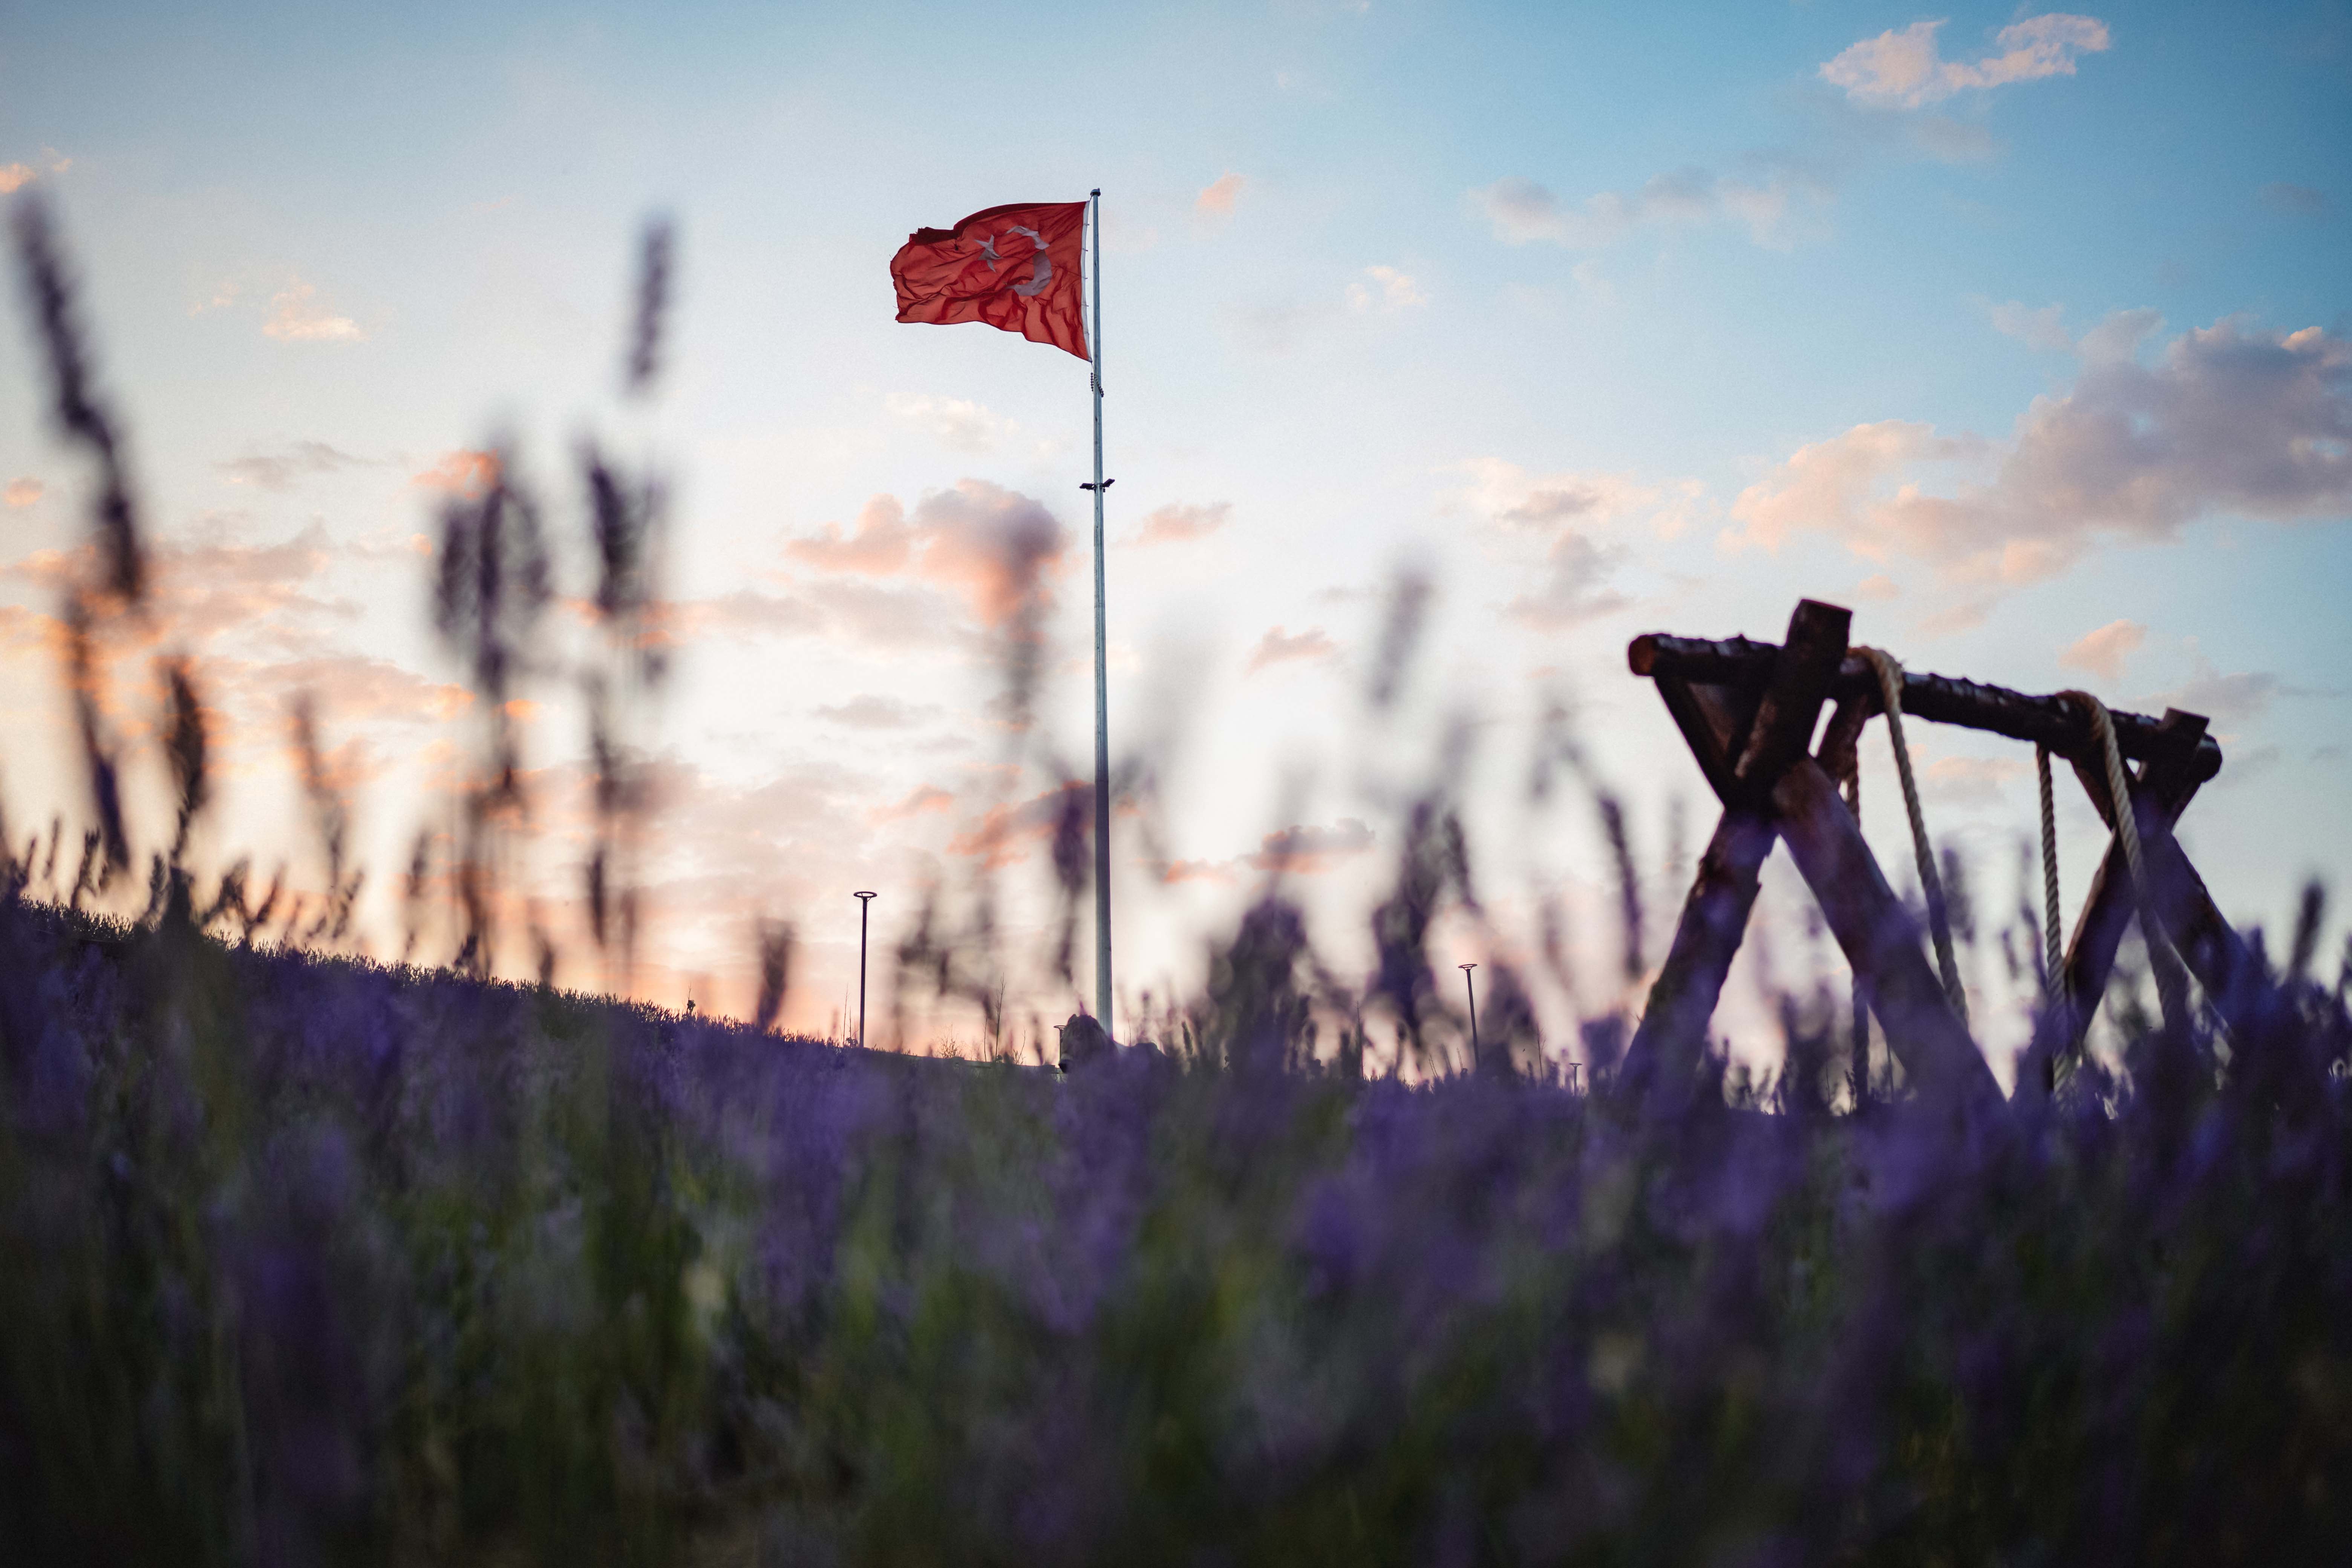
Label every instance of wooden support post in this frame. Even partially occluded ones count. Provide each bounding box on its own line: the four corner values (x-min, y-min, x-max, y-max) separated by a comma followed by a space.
1623, 810, 1777, 1098
2032, 708, 2253, 1071
2040, 712, 2206, 1059
1622, 601, 1847, 1100
1768, 758, 2003, 1113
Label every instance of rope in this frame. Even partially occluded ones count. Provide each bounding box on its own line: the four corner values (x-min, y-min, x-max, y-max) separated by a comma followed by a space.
1844, 765, 1870, 1102
2061, 692, 2190, 1037
1858, 648, 1968, 1026
2036, 745, 2067, 1011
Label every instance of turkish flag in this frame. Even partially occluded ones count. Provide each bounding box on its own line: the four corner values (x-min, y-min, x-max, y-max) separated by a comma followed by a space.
891, 201, 1089, 361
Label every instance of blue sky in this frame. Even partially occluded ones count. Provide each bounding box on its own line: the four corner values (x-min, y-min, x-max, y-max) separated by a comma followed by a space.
3, 2, 2347, 1066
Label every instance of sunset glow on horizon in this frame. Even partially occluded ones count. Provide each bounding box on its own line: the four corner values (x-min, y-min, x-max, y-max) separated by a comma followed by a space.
3, 2, 2346, 1072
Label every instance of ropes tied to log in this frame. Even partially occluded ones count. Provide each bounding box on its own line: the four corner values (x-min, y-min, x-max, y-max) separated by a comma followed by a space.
1858, 648, 1968, 1027
2060, 691, 2191, 1038
2036, 746, 2067, 1012
1844, 767, 1870, 1102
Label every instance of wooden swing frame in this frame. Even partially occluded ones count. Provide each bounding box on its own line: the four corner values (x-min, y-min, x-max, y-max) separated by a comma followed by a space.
1620, 599, 2249, 1109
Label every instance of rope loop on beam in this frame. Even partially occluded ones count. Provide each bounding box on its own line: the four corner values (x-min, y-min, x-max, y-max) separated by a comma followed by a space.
1858, 648, 1968, 1027
2037, 745, 2067, 1011
2060, 691, 2191, 1038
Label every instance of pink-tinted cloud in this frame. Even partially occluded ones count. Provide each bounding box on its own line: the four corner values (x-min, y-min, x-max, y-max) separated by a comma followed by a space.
1245, 625, 1336, 674
1724, 420, 1985, 555
869, 784, 954, 825
411, 449, 499, 498
4, 478, 40, 508
1246, 818, 1374, 874
1195, 173, 1246, 217
2, 524, 356, 652
1821, 14, 2112, 109
2059, 619, 2145, 683
786, 482, 1067, 632
0, 147, 68, 195
1725, 316, 2352, 587
1127, 501, 1231, 547
786, 494, 917, 575
1155, 857, 1239, 887
946, 782, 1083, 869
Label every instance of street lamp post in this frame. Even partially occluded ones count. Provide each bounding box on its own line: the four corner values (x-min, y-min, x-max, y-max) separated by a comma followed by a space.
854, 891, 877, 1050
1459, 962, 1479, 1061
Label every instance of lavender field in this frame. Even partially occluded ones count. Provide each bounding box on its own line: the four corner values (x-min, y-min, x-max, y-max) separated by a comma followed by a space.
3, 882, 2350, 1565
6, 196, 2351, 1565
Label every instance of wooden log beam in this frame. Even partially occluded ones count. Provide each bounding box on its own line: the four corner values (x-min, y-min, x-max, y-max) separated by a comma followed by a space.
1624, 602, 1849, 1100
1629, 632, 2224, 783
1769, 757, 2004, 1113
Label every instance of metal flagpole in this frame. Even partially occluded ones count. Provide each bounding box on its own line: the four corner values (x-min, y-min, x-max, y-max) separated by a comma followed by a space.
1084, 188, 1113, 1035
854, 890, 876, 1049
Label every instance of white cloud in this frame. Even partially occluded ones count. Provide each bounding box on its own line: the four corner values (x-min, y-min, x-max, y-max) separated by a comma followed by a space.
1725, 315, 2352, 588
2154, 663, 2281, 729
1456, 457, 1695, 534
218, 440, 376, 490
1127, 501, 1231, 548
2258, 182, 2327, 215
262, 277, 364, 342
814, 694, 943, 730
1470, 164, 1822, 252
2058, 619, 2145, 683
1345, 265, 1427, 312
1455, 458, 1703, 629
1984, 299, 2072, 352
1923, 754, 2026, 805
1821, 14, 2112, 110
885, 394, 1019, 455
1245, 625, 1337, 674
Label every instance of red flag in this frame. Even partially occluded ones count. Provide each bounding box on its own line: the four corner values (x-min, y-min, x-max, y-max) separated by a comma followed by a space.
891, 201, 1089, 361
